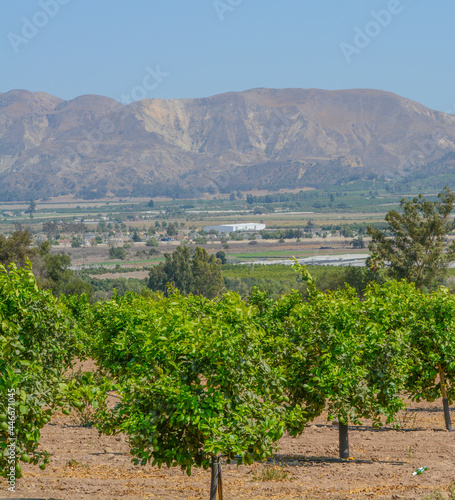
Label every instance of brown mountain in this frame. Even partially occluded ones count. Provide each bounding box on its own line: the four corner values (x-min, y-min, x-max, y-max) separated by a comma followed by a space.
1, 87, 455, 200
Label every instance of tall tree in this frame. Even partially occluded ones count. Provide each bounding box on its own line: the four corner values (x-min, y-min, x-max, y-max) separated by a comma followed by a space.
24, 200, 37, 219
191, 247, 224, 299
148, 246, 224, 298
368, 187, 455, 288
0, 233, 92, 297
0, 231, 39, 268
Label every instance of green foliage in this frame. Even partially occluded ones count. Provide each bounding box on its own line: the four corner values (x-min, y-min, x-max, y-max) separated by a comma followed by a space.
0, 263, 80, 477
109, 246, 127, 260
406, 288, 455, 404
252, 266, 412, 435
91, 291, 291, 474
259, 228, 303, 240
350, 236, 365, 248
222, 264, 382, 299
148, 246, 224, 299
71, 236, 82, 248
0, 231, 39, 268
368, 187, 455, 288
215, 251, 227, 264
40, 245, 93, 298
194, 235, 207, 244
0, 232, 93, 298
24, 200, 36, 218
64, 370, 111, 427
146, 238, 159, 247
166, 223, 178, 237
84, 276, 148, 298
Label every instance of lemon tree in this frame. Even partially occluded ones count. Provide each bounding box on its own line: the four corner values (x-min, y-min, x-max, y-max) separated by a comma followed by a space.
279, 264, 413, 458
0, 263, 80, 479
406, 287, 455, 430
91, 291, 290, 498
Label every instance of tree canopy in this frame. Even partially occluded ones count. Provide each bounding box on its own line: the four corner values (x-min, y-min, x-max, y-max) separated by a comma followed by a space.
91, 290, 294, 481
0, 231, 92, 298
368, 187, 455, 288
0, 263, 81, 476
148, 246, 224, 299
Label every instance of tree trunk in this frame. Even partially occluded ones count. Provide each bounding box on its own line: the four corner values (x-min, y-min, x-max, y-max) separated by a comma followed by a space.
339, 422, 350, 459
439, 364, 452, 431
210, 455, 223, 500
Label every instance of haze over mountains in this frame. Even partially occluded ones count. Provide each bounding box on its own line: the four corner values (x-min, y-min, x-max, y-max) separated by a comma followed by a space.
1, 87, 455, 200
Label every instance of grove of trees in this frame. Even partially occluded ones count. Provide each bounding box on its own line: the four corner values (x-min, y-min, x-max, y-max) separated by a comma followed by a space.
2, 188, 455, 498
3, 261, 455, 498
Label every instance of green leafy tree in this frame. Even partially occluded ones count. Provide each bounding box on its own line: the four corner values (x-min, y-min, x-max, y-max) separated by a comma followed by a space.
195, 235, 207, 245
191, 248, 224, 299
166, 223, 178, 237
42, 221, 60, 239
148, 246, 224, 299
91, 291, 292, 498
71, 236, 82, 248
406, 287, 455, 430
40, 243, 93, 297
148, 246, 193, 295
109, 246, 127, 260
24, 200, 36, 219
146, 238, 159, 248
0, 235, 92, 297
0, 231, 39, 268
350, 236, 365, 249
215, 251, 227, 265
0, 263, 81, 480
342, 265, 385, 298
273, 263, 413, 458
368, 188, 455, 288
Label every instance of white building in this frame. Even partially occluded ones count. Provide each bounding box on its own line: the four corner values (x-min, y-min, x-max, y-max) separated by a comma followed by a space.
204, 223, 266, 233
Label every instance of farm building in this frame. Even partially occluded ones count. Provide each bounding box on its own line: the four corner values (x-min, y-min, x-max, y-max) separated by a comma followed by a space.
204, 223, 266, 233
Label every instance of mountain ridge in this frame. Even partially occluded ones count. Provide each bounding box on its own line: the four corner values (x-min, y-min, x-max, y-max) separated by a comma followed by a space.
1, 87, 455, 200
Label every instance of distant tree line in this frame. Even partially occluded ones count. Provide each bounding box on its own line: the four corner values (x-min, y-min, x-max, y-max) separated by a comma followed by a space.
246, 191, 321, 204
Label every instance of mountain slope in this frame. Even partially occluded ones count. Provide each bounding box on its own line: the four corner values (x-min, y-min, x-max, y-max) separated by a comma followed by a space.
1, 87, 455, 199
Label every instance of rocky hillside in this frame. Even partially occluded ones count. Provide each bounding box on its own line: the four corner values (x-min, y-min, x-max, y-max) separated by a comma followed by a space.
1, 87, 455, 199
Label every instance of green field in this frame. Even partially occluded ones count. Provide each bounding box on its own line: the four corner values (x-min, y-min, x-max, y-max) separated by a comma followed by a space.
230, 249, 370, 260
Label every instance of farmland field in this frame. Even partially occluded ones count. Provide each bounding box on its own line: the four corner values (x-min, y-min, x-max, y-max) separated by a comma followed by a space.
3, 388, 453, 499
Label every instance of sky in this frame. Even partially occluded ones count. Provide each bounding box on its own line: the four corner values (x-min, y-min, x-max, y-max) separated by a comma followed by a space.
1, 0, 454, 113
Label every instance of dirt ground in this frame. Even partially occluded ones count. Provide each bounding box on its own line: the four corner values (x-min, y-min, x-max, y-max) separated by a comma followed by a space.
2, 396, 454, 500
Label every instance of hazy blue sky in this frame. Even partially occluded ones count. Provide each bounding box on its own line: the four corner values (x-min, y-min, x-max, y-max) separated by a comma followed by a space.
1, 0, 454, 112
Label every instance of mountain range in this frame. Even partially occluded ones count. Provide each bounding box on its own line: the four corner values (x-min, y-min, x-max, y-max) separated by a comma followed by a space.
1, 87, 455, 200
